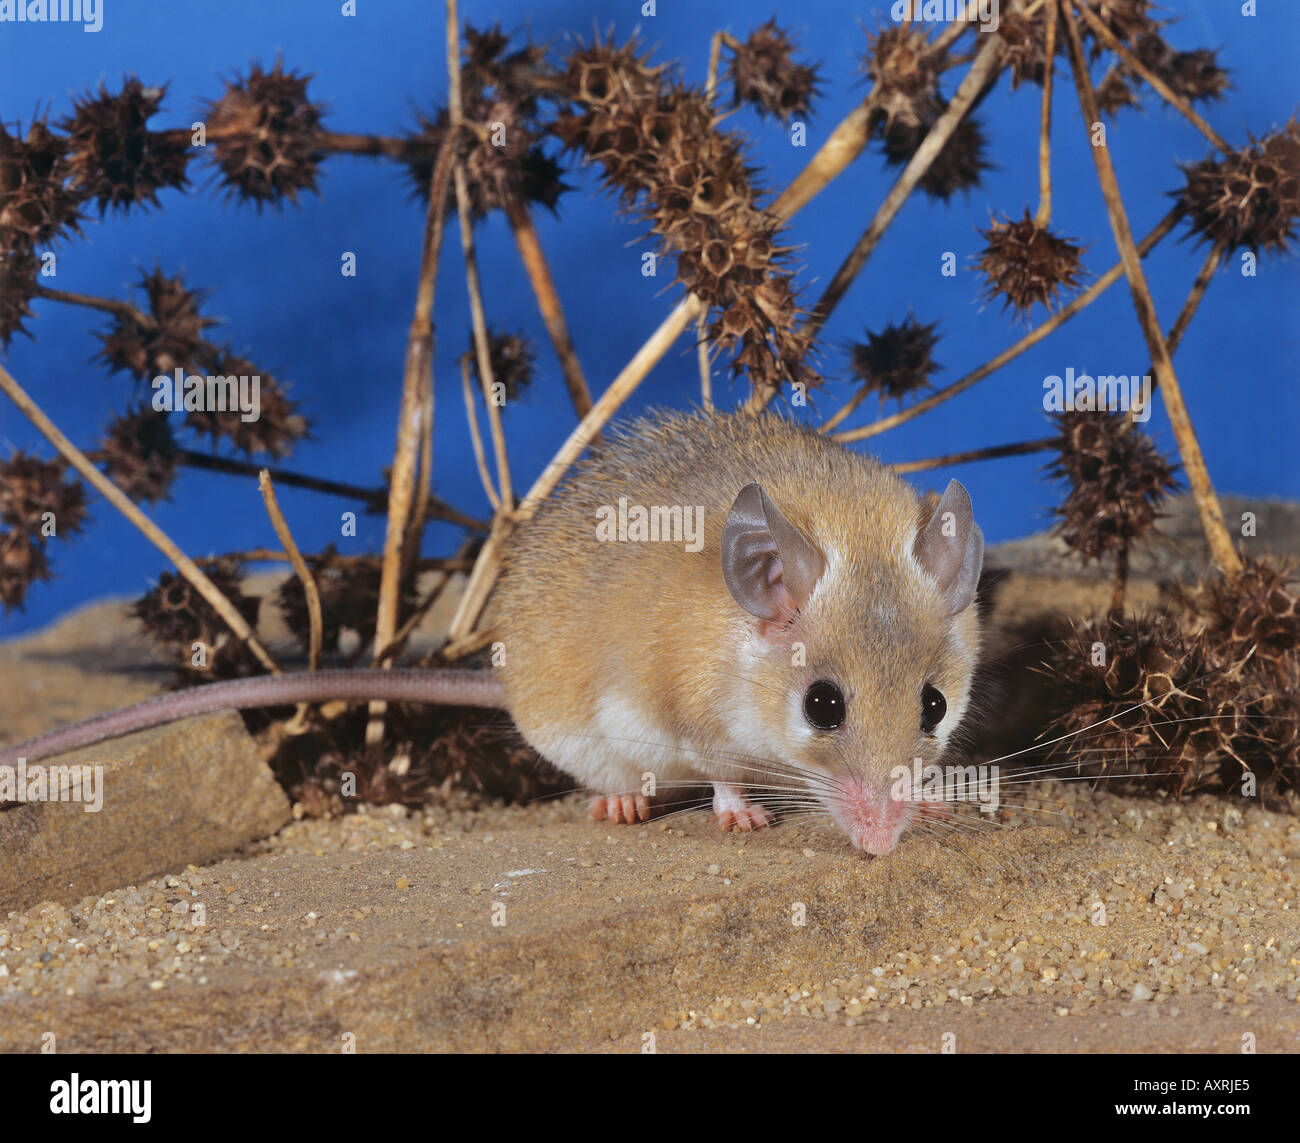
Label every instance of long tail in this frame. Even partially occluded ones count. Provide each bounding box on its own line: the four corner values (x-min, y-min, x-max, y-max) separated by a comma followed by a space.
0, 668, 506, 767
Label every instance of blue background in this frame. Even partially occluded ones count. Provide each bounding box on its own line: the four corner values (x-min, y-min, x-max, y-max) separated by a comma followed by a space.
2, 0, 1297, 636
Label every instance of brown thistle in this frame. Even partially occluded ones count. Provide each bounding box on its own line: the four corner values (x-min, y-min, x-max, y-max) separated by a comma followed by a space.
880, 104, 991, 202
0, 529, 50, 612
132, 557, 264, 686
0, 452, 86, 611
96, 266, 213, 379
202, 59, 326, 207
1174, 121, 1300, 256
184, 344, 308, 459
863, 23, 945, 131
727, 18, 820, 122
404, 24, 568, 221
96, 407, 179, 504
0, 118, 83, 247
848, 315, 941, 405
470, 327, 536, 402
61, 77, 190, 213
0, 243, 40, 348
978, 210, 1089, 321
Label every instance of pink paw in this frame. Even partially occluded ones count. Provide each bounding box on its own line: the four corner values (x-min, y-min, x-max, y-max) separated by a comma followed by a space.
712, 784, 772, 833
589, 793, 651, 824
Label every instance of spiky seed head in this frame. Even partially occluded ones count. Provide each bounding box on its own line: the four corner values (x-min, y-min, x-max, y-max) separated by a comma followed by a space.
470, 328, 536, 402
0, 243, 40, 348
202, 59, 325, 207
0, 118, 83, 246
61, 77, 190, 214
97, 407, 179, 504
0, 529, 51, 612
96, 266, 213, 379
183, 344, 307, 458
727, 19, 820, 122
1175, 121, 1300, 256
863, 24, 944, 132
848, 315, 942, 405
880, 103, 990, 202
977, 210, 1090, 322
1046, 410, 1180, 563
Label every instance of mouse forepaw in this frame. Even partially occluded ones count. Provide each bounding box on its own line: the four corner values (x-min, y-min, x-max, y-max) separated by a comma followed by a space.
711, 783, 772, 833
589, 793, 651, 825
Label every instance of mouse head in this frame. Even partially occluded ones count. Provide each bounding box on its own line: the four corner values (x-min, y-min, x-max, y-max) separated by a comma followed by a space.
721, 479, 984, 855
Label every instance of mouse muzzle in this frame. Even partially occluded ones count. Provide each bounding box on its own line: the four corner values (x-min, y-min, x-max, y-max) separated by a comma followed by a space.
827, 776, 915, 856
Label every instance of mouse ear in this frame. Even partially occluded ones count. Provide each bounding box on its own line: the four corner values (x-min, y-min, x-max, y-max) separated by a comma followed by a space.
722, 483, 825, 622
913, 480, 984, 615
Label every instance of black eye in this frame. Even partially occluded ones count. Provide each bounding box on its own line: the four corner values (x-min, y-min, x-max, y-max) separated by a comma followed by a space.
803, 680, 845, 730
921, 684, 947, 734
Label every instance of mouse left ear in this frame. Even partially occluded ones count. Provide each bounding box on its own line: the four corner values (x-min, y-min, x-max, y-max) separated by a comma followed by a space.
722, 482, 825, 622
913, 480, 984, 615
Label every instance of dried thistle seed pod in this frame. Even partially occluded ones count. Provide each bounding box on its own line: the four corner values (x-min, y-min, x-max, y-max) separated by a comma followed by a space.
0, 118, 83, 246
202, 59, 325, 207
132, 558, 263, 685
1131, 33, 1228, 104
727, 19, 820, 122
469, 327, 536, 402
96, 266, 213, 380
848, 315, 941, 405
1094, 68, 1143, 117
0, 451, 88, 536
863, 23, 945, 131
1174, 121, 1300, 256
275, 546, 418, 654
97, 407, 179, 504
1042, 612, 1223, 794
61, 77, 190, 214
1046, 410, 1180, 563
879, 103, 990, 202
183, 345, 307, 459
977, 210, 1089, 321
0, 242, 40, 348
0, 528, 51, 612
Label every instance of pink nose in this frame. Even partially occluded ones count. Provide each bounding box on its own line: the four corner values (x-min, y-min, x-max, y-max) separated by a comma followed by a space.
833, 777, 912, 856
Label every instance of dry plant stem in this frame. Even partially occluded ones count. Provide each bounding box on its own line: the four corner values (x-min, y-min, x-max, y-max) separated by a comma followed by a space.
204, 549, 475, 572
818, 386, 870, 433
1035, 0, 1058, 228
805, 35, 1005, 343
454, 164, 513, 509
889, 436, 1057, 475
172, 450, 486, 531
1162, 239, 1228, 368
257, 470, 322, 672
374, 571, 450, 663
440, 626, 495, 661
505, 199, 594, 421
1111, 544, 1129, 618
366, 8, 459, 744
697, 312, 713, 411
833, 206, 1181, 442
460, 355, 501, 510
1067, 0, 1232, 155
257, 469, 321, 731
1061, 3, 1241, 576
0, 360, 280, 674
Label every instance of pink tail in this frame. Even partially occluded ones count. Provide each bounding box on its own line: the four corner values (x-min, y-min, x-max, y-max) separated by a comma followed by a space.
0, 668, 505, 767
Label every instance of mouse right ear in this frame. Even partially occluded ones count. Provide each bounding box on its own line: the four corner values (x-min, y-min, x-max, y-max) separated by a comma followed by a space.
722, 483, 825, 622
913, 479, 984, 615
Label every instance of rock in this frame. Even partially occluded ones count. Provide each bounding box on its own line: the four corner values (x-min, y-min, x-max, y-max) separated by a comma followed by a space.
0, 712, 290, 913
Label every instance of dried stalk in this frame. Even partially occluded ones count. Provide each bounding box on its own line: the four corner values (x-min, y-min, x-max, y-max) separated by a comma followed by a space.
257, 470, 322, 673
461, 354, 501, 510
1068, 0, 1232, 155
365, 2, 459, 743
454, 163, 513, 510
1035, 0, 1058, 228
832, 206, 1182, 442
890, 437, 1057, 475
1060, 1, 1240, 575
0, 360, 280, 674
505, 198, 594, 421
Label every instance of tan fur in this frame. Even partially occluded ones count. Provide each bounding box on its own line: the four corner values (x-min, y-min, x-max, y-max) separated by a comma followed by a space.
491, 409, 982, 804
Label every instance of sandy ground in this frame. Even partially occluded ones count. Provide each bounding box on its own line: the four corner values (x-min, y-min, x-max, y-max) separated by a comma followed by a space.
1, 517, 1297, 1052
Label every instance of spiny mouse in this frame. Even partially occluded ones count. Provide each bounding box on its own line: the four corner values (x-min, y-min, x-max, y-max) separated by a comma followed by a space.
1, 410, 984, 856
